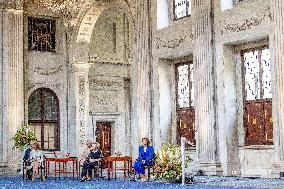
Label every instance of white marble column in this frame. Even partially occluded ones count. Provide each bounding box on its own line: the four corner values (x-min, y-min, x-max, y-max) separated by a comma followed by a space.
133, 0, 152, 142
271, 0, 284, 177
192, 0, 221, 175
1, 7, 24, 169
0, 6, 24, 171
74, 63, 90, 157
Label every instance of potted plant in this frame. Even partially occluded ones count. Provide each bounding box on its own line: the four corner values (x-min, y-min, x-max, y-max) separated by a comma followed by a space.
154, 143, 192, 183
12, 124, 37, 150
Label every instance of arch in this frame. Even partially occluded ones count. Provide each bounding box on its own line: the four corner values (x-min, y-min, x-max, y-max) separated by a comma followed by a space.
28, 88, 60, 151
72, 0, 135, 63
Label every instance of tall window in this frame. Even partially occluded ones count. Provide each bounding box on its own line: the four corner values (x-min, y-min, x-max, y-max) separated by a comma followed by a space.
242, 47, 273, 145
175, 62, 195, 145
28, 88, 60, 151
28, 17, 56, 52
174, 0, 191, 20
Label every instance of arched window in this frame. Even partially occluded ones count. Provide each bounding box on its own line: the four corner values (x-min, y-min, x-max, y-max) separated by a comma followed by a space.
28, 88, 60, 151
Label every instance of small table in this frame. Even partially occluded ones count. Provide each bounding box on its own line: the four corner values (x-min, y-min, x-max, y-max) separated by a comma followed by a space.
107, 156, 132, 180
45, 157, 78, 180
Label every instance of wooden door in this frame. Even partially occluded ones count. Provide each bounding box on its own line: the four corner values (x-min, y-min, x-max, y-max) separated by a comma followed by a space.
95, 122, 112, 159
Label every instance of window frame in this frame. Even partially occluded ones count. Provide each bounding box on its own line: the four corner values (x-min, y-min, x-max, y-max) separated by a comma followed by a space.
241, 45, 273, 146
175, 61, 196, 145
173, 0, 191, 21
28, 88, 60, 151
28, 16, 57, 53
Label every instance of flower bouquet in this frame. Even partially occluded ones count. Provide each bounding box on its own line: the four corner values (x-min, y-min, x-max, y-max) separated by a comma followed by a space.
154, 143, 192, 183
12, 124, 37, 150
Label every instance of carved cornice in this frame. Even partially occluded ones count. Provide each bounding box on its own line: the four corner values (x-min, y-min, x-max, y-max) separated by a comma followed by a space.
156, 32, 191, 50
33, 65, 63, 75
218, 6, 272, 35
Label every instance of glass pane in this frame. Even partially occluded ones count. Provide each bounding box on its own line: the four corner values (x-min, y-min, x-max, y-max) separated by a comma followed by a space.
43, 91, 58, 121
187, 0, 191, 15
189, 63, 194, 107
261, 48, 272, 99
178, 64, 190, 108
31, 123, 41, 144
28, 90, 41, 120
174, 0, 190, 19
244, 50, 261, 100
28, 17, 56, 52
43, 123, 56, 150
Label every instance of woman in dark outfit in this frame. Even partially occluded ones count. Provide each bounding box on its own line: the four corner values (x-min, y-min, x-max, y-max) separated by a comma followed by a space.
134, 138, 155, 182
80, 142, 102, 182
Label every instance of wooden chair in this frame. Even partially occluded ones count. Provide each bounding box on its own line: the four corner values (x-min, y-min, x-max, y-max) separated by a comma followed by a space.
22, 157, 46, 181
133, 156, 156, 181
78, 158, 104, 180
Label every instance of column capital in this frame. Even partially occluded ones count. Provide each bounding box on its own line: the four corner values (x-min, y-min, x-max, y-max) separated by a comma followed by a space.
74, 62, 90, 73
0, 0, 23, 11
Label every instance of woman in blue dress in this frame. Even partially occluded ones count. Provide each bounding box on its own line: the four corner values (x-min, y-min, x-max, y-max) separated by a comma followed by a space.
134, 137, 155, 182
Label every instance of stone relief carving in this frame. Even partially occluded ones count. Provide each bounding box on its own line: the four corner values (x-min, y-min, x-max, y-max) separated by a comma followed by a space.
218, 6, 272, 35
78, 76, 86, 145
156, 33, 191, 50
90, 90, 118, 113
33, 65, 63, 75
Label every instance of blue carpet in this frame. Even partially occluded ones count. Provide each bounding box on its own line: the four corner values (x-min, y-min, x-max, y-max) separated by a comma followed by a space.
0, 176, 263, 189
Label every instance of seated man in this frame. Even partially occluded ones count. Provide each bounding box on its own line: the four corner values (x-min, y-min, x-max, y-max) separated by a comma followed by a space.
134, 137, 155, 182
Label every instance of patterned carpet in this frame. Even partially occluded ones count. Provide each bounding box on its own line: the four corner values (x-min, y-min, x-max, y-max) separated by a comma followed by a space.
2, 176, 283, 189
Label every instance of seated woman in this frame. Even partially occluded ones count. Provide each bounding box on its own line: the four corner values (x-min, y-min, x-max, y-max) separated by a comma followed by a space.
80, 142, 102, 182
80, 141, 93, 182
134, 137, 155, 182
29, 142, 45, 182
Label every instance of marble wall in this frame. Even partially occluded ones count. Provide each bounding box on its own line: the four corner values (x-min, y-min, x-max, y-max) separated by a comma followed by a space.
88, 62, 131, 156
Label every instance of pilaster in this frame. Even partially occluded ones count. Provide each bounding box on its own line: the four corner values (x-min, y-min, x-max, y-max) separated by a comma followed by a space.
271, 0, 284, 178
74, 63, 90, 157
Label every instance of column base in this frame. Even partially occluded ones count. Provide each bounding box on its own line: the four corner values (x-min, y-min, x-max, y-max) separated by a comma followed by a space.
271, 163, 284, 178
194, 162, 223, 176
0, 163, 20, 176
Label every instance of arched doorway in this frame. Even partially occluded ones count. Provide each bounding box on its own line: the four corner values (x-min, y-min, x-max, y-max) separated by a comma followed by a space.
28, 88, 60, 151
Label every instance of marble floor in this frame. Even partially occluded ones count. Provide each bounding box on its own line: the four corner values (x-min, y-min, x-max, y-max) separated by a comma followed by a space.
1, 176, 284, 189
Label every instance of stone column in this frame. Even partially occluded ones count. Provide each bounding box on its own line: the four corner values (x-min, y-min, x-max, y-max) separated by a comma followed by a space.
132, 0, 153, 143
74, 63, 90, 157
192, 1, 221, 175
0, 7, 24, 170
271, 0, 284, 177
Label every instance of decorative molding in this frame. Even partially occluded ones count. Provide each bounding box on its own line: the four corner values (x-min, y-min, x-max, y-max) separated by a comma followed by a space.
33, 65, 63, 75
89, 78, 124, 88
0, 0, 23, 10
218, 6, 272, 35
26, 81, 63, 93
156, 34, 188, 50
